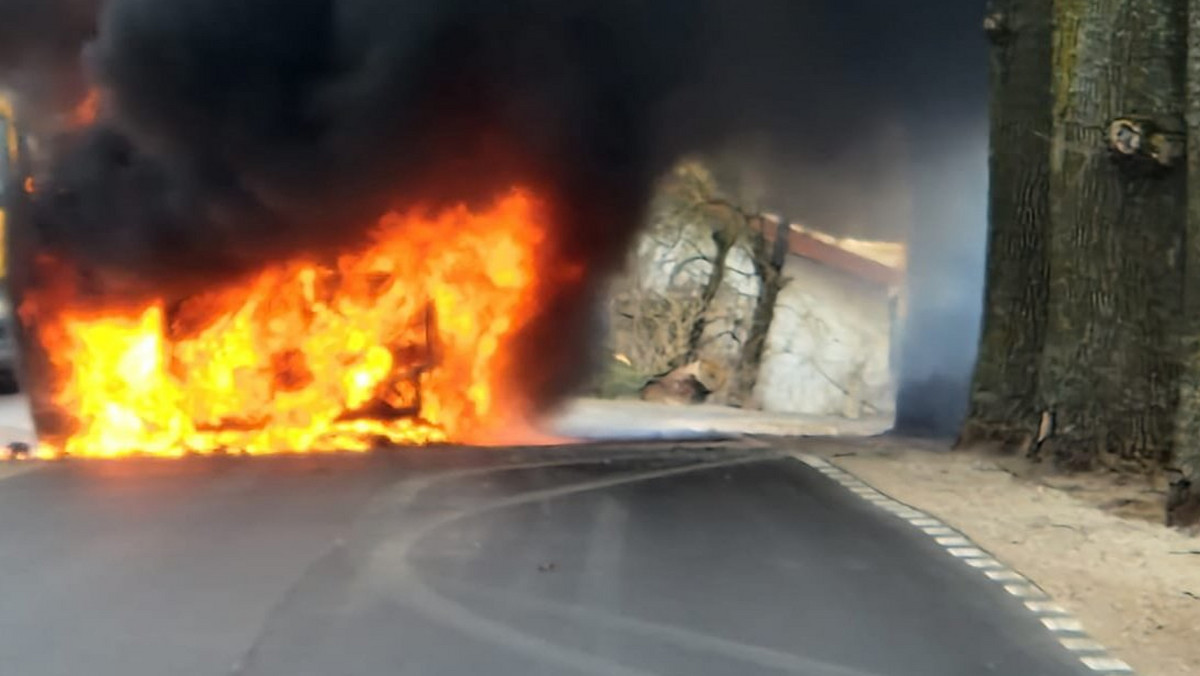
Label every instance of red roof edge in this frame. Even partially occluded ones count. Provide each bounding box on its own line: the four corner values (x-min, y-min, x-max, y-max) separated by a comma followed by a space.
755, 221, 904, 287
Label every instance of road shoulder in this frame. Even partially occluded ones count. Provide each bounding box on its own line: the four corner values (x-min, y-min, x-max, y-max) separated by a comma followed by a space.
807, 437, 1198, 676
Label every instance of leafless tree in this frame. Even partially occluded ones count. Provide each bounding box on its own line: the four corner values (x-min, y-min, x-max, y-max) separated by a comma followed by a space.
602, 159, 792, 405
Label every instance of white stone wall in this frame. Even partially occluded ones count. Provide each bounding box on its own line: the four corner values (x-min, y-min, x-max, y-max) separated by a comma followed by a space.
611, 218, 896, 415
756, 256, 895, 417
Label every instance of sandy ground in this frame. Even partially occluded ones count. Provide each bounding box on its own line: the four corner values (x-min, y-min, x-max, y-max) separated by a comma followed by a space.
809, 436, 1200, 676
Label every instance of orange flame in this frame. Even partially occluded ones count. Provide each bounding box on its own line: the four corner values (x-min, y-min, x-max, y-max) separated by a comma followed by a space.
70, 90, 100, 127
25, 190, 570, 457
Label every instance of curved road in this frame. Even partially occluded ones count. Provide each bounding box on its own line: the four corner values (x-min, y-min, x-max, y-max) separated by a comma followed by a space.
0, 442, 1092, 676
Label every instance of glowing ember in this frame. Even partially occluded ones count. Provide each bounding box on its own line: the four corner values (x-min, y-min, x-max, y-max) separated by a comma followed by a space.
70, 89, 100, 127
24, 190, 570, 457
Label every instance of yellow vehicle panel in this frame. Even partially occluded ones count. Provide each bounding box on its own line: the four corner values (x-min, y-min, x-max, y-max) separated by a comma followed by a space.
0, 92, 15, 280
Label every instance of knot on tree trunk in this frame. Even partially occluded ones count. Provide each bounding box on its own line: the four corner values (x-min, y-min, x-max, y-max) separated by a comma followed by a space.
1107, 117, 1184, 174
982, 13, 1010, 44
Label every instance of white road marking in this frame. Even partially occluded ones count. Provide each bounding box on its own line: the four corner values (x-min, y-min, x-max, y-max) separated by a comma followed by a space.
922, 526, 956, 536
793, 453, 1137, 676
1080, 656, 1133, 672
1004, 584, 1048, 599
1059, 637, 1105, 652
964, 557, 1005, 569
985, 570, 1027, 583
383, 456, 774, 676
1041, 617, 1085, 633
1025, 601, 1068, 615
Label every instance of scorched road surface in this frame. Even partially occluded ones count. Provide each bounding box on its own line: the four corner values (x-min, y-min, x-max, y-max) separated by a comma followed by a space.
0, 442, 1090, 676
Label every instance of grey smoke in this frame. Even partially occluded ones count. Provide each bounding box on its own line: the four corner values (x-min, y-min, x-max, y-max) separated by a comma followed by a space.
894, 118, 989, 436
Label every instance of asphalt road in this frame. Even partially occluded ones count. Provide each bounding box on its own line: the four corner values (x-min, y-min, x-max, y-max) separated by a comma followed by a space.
0, 442, 1091, 676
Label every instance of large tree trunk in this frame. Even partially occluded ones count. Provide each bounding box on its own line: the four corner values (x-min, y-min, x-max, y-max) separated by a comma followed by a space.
1038, 0, 1186, 469
1170, 0, 1200, 525
730, 216, 790, 407
680, 227, 734, 366
961, 0, 1053, 447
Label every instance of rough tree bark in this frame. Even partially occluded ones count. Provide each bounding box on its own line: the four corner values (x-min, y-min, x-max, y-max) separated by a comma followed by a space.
730, 216, 791, 407
1039, 0, 1186, 469
680, 225, 734, 366
1169, 0, 1200, 525
961, 0, 1053, 447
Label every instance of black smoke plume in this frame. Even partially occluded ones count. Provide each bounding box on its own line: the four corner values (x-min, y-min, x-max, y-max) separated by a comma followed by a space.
38, 1, 698, 278
0, 0, 98, 114
3, 0, 989, 433
4, 0, 823, 415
